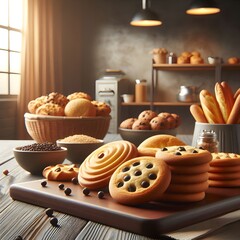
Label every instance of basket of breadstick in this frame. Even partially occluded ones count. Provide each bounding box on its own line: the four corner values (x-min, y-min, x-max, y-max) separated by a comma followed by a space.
190, 81, 240, 153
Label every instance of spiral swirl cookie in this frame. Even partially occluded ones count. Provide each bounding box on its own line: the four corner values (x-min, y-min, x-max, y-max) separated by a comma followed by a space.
78, 140, 138, 190
208, 152, 240, 187
43, 164, 79, 181
109, 156, 171, 205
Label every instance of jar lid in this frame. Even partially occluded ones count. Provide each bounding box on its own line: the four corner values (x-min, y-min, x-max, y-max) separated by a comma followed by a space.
199, 130, 217, 139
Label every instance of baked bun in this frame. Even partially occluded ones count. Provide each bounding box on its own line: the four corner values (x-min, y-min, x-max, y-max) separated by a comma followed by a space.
78, 140, 138, 190
150, 116, 169, 130
36, 103, 65, 116
91, 100, 111, 116
67, 92, 92, 101
43, 164, 79, 181
138, 110, 158, 121
190, 55, 204, 64
109, 156, 171, 205
45, 92, 69, 108
132, 119, 151, 130
138, 134, 186, 157
228, 57, 239, 64
120, 118, 137, 129
177, 56, 189, 64
64, 98, 96, 117
28, 96, 47, 114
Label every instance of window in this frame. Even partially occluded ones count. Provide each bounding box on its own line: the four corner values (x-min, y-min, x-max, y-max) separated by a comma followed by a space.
0, 0, 22, 96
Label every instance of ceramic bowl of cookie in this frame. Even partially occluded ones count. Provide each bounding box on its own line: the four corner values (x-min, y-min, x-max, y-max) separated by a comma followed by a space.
119, 128, 177, 147
56, 135, 104, 164
13, 142, 67, 175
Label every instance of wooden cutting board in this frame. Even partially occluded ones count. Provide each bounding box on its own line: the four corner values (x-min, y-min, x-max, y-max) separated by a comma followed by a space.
10, 180, 240, 238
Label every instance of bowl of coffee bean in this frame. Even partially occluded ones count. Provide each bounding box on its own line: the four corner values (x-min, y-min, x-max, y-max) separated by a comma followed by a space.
13, 142, 67, 175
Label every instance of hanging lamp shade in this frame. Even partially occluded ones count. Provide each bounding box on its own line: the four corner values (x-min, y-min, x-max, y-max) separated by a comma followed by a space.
130, 0, 162, 27
186, 0, 221, 15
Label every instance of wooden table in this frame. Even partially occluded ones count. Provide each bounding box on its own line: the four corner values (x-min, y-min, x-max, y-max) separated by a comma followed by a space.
0, 135, 240, 240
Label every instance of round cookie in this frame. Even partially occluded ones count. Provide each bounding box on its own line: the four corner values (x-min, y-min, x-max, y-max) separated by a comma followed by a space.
169, 163, 210, 175
158, 192, 205, 203
170, 172, 209, 184
150, 116, 170, 130
109, 156, 171, 205
36, 103, 65, 116
138, 134, 186, 157
91, 101, 111, 116
166, 181, 209, 194
155, 145, 212, 166
208, 172, 240, 180
67, 92, 92, 101
43, 164, 79, 181
208, 179, 240, 188
210, 153, 240, 167
138, 110, 158, 121
120, 118, 137, 129
132, 119, 151, 130
78, 140, 138, 190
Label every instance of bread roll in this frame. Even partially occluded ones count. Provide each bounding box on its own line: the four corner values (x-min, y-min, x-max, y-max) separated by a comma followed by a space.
190, 104, 208, 123
199, 90, 225, 124
227, 94, 240, 124
137, 134, 186, 157
215, 82, 231, 122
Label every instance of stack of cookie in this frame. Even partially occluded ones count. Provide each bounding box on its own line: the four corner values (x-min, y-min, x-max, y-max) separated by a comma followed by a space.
155, 146, 212, 202
208, 152, 240, 187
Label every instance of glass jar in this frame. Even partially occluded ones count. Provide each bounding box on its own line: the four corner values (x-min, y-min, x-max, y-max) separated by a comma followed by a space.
135, 79, 147, 102
168, 52, 177, 64
197, 130, 219, 153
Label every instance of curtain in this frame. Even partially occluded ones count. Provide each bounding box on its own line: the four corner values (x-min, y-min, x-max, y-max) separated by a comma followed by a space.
17, 0, 63, 139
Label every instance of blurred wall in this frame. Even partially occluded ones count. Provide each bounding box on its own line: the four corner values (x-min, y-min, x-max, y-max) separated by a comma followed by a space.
61, 0, 240, 134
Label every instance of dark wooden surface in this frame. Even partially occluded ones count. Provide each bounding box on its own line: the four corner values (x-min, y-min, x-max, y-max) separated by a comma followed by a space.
1, 135, 240, 240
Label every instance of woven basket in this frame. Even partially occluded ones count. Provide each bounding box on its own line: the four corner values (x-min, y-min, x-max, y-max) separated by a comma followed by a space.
24, 113, 111, 143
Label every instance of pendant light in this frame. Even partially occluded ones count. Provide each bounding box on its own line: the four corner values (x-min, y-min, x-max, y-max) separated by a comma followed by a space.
186, 0, 221, 15
130, 0, 162, 27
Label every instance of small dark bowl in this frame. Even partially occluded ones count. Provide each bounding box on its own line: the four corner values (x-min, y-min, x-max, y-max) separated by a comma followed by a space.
56, 140, 104, 164
119, 128, 177, 147
13, 147, 67, 175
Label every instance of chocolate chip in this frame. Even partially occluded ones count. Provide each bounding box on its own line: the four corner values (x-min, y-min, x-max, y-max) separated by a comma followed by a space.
55, 167, 61, 172
83, 187, 90, 196
192, 149, 198, 153
3, 169, 9, 175
64, 187, 72, 196
123, 175, 131, 181
98, 152, 105, 159
117, 181, 124, 188
134, 170, 142, 176
41, 180, 47, 187
68, 167, 74, 171
122, 166, 130, 172
128, 185, 136, 192
58, 183, 64, 190
45, 208, 54, 217
141, 181, 150, 188
178, 146, 186, 151
161, 147, 168, 151
148, 173, 157, 180
132, 161, 140, 166
98, 191, 105, 199
71, 177, 78, 185
146, 163, 153, 169
175, 152, 182, 155
50, 217, 58, 227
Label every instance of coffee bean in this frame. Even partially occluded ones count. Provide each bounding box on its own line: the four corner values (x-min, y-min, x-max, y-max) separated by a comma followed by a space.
82, 187, 90, 196
71, 177, 78, 185
45, 208, 54, 217
58, 183, 64, 190
98, 191, 104, 199
3, 169, 9, 175
41, 180, 47, 187
50, 217, 58, 227
15, 236, 23, 240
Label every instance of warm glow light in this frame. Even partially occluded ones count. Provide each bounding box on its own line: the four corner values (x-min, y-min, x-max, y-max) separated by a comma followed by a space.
130, 20, 162, 27
9, 0, 23, 29
186, 7, 220, 15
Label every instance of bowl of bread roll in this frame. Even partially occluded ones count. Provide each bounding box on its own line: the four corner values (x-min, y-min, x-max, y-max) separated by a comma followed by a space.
190, 81, 240, 153
25, 92, 111, 143
119, 110, 181, 146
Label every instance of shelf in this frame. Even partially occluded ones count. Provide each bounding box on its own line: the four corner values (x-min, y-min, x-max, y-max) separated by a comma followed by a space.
152, 63, 240, 71
121, 102, 198, 106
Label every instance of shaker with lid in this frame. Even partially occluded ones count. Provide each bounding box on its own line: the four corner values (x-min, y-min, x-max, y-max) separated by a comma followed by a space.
168, 52, 177, 64
197, 130, 219, 153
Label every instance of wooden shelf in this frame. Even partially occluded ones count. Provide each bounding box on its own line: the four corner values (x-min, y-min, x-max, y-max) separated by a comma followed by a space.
152, 63, 240, 71
121, 102, 198, 106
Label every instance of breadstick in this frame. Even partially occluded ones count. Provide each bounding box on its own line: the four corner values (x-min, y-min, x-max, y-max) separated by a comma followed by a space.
190, 104, 208, 123
215, 82, 231, 122
199, 90, 225, 124
234, 88, 240, 100
227, 94, 240, 124
220, 81, 234, 109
